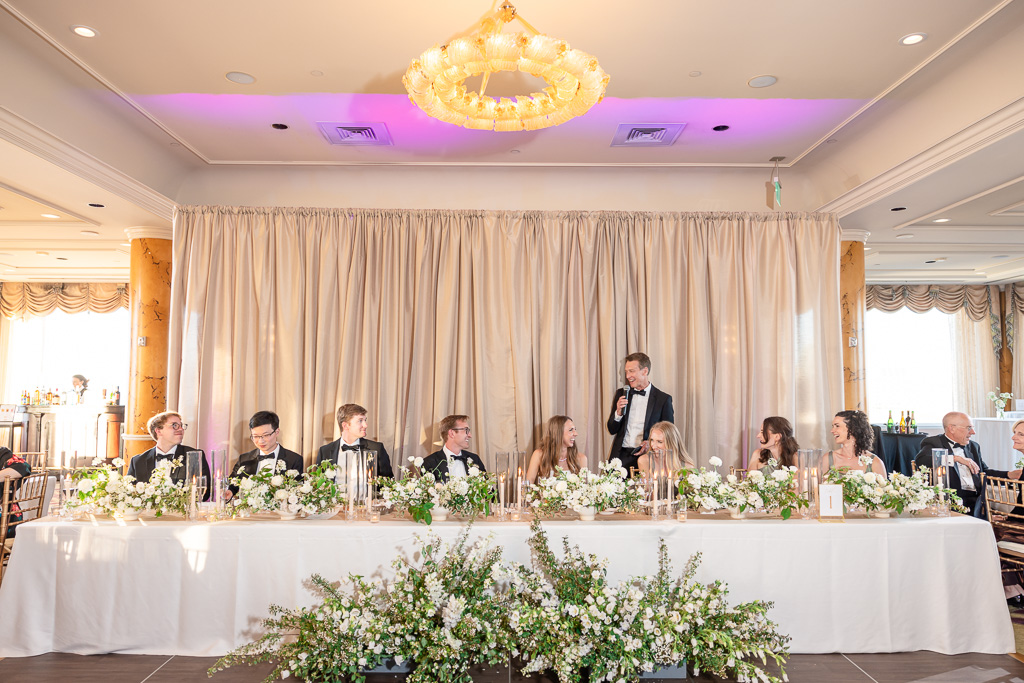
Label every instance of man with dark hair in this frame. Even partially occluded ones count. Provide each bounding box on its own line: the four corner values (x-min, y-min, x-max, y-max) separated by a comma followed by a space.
227, 410, 304, 497
607, 352, 674, 474
316, 403, 394, 478
422, 414, 486, 482
127, 410, 211, 500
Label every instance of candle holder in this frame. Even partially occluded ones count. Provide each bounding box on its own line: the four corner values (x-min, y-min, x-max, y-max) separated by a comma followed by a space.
497, 451, 525, 519
797, 449, 820, 519
497, 472, 507, 520
931, 448, 950, 517
677, 496, 688, 522
185, 450, 203, 521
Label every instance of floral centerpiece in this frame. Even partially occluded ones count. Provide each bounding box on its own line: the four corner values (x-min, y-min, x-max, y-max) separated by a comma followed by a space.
229, 459, 303, 515
737, 460, 807, 519
378, 457, 440, 524
527, 458, 644, 516
293, 461, 342, 517
886, 468, 965, 514
67, 457, 186, 518
434, 461, 497, 518
821, 456, 893, 515
676, 456, 736, 512
989, 388, 1013, 417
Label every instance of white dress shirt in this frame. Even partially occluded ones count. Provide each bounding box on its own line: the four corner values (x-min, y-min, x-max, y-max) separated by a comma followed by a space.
256, 445, 282, 472
444, 445, 469, 478
617, 385, 652, 449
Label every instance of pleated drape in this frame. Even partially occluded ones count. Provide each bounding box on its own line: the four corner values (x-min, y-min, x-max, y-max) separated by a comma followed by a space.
0, 282, 128, 318
168, 206, 843, 472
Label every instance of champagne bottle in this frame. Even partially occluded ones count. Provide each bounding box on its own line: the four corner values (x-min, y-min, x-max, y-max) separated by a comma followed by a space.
887, 410, 895, 433
898, 411, 906, 434
910, 411, 917, 434
114, 386, 121, 405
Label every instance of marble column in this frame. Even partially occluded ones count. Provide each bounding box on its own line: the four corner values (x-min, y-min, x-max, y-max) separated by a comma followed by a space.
840, 230, 869, 412
999, 289, 1013, 400
124, 226, 173, 460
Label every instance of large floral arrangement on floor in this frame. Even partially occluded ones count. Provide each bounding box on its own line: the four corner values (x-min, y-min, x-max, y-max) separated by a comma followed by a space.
434, 461, 497, 517
528, 458, 644, 515
733, 460, 807, 519
211, 524, 791, 683
230, 459, 303, 515
67, 457, 186, 517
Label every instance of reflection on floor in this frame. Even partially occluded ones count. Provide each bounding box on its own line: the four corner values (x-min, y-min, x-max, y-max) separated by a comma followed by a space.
1, 652, 1024, 683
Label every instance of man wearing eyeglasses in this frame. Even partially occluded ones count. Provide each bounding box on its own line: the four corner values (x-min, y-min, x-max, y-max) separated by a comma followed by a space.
227, 410, 304, 498
915, 411, 1022, 516
127, 411, 211, 500
421, 414, 486, 482
316, 403, 394, 478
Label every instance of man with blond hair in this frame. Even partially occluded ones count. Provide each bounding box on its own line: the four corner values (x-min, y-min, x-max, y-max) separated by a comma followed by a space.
422, 414, 486, 482
316, 403, 394, 479
127, 410, 210, 499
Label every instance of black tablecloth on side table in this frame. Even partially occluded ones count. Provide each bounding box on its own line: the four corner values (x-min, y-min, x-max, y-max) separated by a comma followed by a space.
871, 424, 929, 475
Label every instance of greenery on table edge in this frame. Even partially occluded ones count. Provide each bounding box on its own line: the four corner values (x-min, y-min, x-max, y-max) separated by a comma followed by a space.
377, 460, 497, 524
823, 462, 966, 515
66, 456, 187, 517
528, 458, 645, 516
208, 522, 790, 683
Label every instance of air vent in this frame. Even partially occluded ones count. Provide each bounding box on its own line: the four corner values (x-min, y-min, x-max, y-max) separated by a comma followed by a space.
611, 123, 686, 147
317, 122, 393, 146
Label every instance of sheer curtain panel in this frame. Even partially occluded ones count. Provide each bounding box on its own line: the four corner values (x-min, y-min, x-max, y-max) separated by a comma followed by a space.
168, 207, 843, 472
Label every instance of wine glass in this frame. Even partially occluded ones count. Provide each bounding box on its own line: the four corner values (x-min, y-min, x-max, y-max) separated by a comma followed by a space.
196, 476, 208, 503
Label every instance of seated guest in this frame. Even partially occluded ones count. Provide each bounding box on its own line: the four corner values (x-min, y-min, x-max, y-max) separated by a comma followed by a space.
914, 411, 1022, 516
422, 414, 486, 482
317, 403, 394, 478
637, 421, 693, 473
127, 411, 210, 500
748, 416, 799, 473
226, 410, 304, 498
822, 410, 886, 476
1, 446, 30, 537
526, 416, 589, 483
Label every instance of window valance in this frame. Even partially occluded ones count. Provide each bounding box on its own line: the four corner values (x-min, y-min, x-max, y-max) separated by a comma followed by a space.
0, 282, 129, 319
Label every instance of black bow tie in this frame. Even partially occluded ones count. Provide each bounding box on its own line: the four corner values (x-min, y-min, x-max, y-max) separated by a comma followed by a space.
258, 453, 277, 460
449, 453, 468, 462
341, 444, 361, 452
630, 387, 647, 397
155, 452, 173, 460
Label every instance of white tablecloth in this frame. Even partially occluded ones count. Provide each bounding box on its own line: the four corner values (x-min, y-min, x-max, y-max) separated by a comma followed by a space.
973, 417, 1020, 471
0, 513, 1012, 657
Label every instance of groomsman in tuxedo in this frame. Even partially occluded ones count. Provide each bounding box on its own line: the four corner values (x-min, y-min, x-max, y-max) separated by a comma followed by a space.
422, 414, 486, 482
316, 403, 395, 478
226, 410, 304, 498
127, 411, 211, 500
607, 352, 674, 474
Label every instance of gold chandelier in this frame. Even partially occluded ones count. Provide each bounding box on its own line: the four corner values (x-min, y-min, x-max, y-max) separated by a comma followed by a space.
402, 1, 609, 132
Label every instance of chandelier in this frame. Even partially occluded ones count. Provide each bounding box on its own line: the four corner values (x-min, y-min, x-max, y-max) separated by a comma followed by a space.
402, 1, 609, 132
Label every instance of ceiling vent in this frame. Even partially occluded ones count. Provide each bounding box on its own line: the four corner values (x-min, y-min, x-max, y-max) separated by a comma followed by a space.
317, 122, 393, 146
610, 123, 686, 147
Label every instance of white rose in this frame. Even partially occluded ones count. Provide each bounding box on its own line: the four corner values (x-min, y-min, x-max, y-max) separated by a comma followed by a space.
708, 456, 723, 468
78, 479, 95, 493
324, 469, 336, 479
275, 489, 288, 500
862, 472, 877, 485
240, 478, 254, 490
771, 469, 789, 481
748, 470, 764, 481
726, 474, 737, 484
271, 475, 285, 487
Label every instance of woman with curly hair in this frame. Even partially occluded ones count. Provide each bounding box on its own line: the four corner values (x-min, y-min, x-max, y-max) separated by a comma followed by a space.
823, 409, 886, 475
527, 416, 589, 483
748, 416, 799, 472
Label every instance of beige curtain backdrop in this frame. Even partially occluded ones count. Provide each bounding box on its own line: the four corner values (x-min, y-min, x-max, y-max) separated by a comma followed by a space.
0, 282, 128, 319
952, 308, 1000, 418
168, 206, 843, 473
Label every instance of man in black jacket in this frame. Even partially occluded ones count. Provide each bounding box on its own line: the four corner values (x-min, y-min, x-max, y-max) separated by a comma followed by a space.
227, 410, 304, 498
316, 403, 394, 479
915, 411, 1021, 516
422, 414, 486, 482
607, 352, 674, 474
127, 411, 210, 500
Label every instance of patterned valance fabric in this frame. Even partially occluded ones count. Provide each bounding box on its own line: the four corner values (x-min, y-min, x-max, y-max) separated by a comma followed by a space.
867, 284, 1002, 355
0, 282, 129, 319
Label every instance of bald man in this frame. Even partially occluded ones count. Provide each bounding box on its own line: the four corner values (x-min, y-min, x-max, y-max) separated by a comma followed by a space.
915, 411, 1021, 516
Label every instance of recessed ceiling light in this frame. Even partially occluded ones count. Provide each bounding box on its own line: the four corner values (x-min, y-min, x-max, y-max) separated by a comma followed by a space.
747, 75, 777, 88
88, 203, 105, 208
934, 258, 947, 263
225, 71, 256, 84
712, 125, 730, 131
825, 138, 838, 144
895, 233, 914, 239
41, 213, 60, 219
925, 260, 937, 264
899, 33, 928, 46
977, 271, 987, 276
993, 255, 1010, 259
36, 251, 49, 256
80, 230, 99, 236
932, 218, 950, 223
70, 25, 98, 38
509, 149, 521, 154
271, 123, 289, 130
310, 70, 324, 77
890, 207, 907, 212
864, 247, 872, 251
56, 257, 68, 261
689, 71, 702, 78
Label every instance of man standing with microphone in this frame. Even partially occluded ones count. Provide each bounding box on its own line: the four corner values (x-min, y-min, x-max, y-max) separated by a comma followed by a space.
607, 352, 674, 474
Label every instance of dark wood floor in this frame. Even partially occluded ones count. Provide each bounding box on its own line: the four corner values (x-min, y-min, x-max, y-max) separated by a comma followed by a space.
1, 652, 1024, 683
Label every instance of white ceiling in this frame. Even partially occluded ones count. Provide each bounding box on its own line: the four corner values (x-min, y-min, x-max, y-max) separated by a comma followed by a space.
0, 0, 1022, 283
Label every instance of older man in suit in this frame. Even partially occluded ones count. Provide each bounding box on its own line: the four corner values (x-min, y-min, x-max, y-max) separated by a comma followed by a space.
317, 403, 394, 478
127, 411, 210, 500
421, 414, 486, 482
607, 352, 674, 474
915, 411, 1021, 516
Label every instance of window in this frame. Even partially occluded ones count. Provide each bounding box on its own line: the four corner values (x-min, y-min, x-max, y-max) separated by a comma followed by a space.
865, 307, 954, 426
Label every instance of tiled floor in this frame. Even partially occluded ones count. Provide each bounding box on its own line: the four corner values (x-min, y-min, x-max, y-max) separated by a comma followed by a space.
1, 652, 1024, 682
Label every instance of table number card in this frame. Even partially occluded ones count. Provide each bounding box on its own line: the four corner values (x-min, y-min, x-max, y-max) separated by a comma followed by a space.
818, 484, 844, 522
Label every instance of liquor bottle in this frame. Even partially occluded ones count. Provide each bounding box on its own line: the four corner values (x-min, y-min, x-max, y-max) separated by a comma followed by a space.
898, 411, 906, 434
887, 410, 895, 433
910, 411, 917, 434
101, 388, 107, 404
113, 386, 121, 405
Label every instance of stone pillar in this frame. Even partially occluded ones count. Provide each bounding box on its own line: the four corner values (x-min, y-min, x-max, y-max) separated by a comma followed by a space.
1000, 289, 1013, 402
840, 230, 869, 412
124, 226, 173, 460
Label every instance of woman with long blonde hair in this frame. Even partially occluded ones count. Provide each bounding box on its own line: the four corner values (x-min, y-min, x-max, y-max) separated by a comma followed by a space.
637, 421, 693, 472
527, 416, 589, 483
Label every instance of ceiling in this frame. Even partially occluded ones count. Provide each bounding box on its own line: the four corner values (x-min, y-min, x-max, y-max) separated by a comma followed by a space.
0, 0, 1023, 283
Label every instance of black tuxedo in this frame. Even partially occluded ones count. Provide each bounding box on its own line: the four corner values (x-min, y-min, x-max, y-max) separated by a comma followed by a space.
126, 444, 211, 501
421, 450, 486, 482
606, 384, 674, 467
915, 434, 1008, 515
316, 438, 394, 479
228, 447, 305, 495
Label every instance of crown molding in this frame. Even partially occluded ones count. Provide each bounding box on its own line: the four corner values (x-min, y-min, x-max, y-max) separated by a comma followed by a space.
840, 229, 870, 243
125, 226, 172, 241
817, 96, 1024, 217
0, 106, 175, 221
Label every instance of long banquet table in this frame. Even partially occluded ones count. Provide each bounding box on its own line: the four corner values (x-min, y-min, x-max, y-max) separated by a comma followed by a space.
0, 512, 1013, 657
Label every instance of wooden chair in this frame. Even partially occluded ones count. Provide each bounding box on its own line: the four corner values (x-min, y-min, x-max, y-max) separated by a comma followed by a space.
1, 472, 49, 584
14, 451, 48, 470
984, 475, 1024, 574
729, 466, 749, 481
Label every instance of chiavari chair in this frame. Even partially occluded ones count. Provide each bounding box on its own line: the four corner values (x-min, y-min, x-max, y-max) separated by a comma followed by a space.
985, 475, 1024, 575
